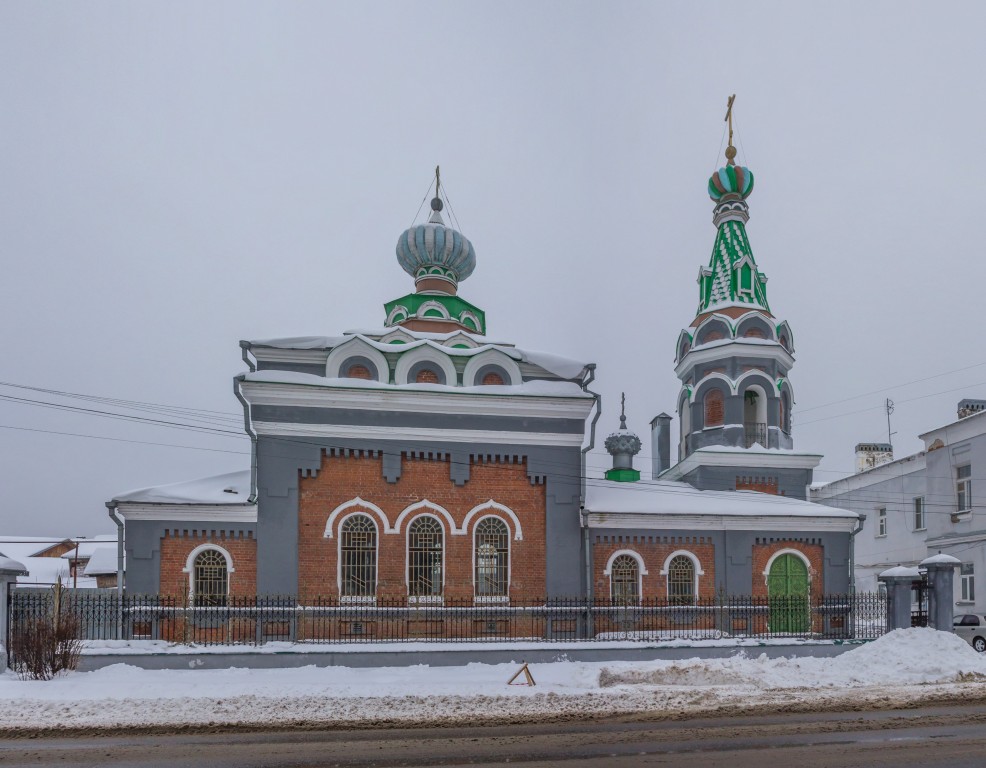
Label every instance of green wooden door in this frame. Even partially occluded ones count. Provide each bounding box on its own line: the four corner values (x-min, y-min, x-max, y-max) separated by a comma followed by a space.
767, 554, 810, 633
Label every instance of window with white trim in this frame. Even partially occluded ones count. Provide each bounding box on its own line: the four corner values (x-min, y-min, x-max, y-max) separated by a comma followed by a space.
408, 517, 443, 598
877, 507, 887, 537
957, 465, 972, 513
340, 514, 377, 598
913, 497, 926, 531
610, 554, 640, 605
192, 549, 228, 607
961, 563, 975, 602
667, 555, 696, 604
474, 518, 509, 598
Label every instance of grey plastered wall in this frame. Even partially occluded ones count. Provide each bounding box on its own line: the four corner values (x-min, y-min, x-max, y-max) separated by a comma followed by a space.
679, 465, 813, 500
123, 519, 257, 594
591, 526, 851, 594
255, 435, 585, 597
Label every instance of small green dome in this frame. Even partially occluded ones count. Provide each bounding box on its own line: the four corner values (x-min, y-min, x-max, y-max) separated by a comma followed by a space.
708, 165, 754, 201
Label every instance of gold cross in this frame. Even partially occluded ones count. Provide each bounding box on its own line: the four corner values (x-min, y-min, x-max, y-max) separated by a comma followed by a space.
724, 94, 737, 165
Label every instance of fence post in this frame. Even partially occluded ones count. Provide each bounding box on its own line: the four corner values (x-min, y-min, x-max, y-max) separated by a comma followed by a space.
878, 566, 920, 631
921, 554, 961, 631
0, 557, 28, 669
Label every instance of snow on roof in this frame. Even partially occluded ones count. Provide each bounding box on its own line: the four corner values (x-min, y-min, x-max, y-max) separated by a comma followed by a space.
0, 537, 70, 561
0, 555, 28, 575
12, 556, 98, 587
584, 479, 857, 518
247, 332, 590, 381
83, 546, 119, 576
112, 470, 252, 505
240, 371, 592, 398
59, 536, 118, 561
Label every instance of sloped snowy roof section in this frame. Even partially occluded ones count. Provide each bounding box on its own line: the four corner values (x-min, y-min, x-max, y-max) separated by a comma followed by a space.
585, 480, 856, 518
113, 470, 252, 505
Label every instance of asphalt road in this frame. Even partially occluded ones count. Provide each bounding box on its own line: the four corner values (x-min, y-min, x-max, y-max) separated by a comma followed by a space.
3, 704, 986, 767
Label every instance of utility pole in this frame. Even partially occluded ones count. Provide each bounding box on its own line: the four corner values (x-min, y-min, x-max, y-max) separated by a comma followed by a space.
885, 398, 896, 449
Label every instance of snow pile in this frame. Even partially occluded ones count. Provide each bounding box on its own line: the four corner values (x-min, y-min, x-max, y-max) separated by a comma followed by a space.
1, 629, 984, 732
599, 629, 986, 689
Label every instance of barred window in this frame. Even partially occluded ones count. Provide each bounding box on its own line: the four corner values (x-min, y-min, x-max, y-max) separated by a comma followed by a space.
340, 514, 377, 598
475, 518, 509, 597
610, 554, 639, 605
408, 517, 443, 597
193, 549, 228, 607
668, 555, 696, 604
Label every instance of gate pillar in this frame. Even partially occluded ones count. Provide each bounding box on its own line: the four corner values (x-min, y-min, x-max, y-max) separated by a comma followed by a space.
921, 553, 962, 631
878, 566, 920, 631
0, 556, 28, 669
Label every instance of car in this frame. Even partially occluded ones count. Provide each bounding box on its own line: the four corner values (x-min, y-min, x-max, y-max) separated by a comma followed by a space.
953, 614, 986, 652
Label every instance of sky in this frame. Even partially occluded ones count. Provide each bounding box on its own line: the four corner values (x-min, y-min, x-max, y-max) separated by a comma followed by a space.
1, 2, 984, 536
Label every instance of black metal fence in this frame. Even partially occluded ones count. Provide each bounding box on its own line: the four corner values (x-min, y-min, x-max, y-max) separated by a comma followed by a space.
7, 589, 888, 651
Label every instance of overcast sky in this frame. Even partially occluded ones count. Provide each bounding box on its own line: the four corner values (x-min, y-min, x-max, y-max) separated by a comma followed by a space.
2, 2, 984, 536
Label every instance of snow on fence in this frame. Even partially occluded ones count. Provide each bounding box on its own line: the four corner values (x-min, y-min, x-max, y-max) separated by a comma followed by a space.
6, 590, 888, 653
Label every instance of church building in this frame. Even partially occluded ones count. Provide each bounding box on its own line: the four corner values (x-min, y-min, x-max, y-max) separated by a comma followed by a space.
108, 111, 856, 619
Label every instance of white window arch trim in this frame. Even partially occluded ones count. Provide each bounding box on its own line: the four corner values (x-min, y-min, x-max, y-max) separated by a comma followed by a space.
689, 372, 736, 402
660, 550, 704, 600
394, 345, 458, 386
404, 513, 447, 602
761, 547, 813, 583
471, 514, 512, 602
462, 349, 522, 387
416, 299, 451, 320
324, 497, 393, 538
461, 500, 523, 540
393, 499, 462, 535
325, 337, 390, 382
182, 543, 235, 601
336, 511, 380, 603
386, 306, 410, 326
604, 549, 646, 603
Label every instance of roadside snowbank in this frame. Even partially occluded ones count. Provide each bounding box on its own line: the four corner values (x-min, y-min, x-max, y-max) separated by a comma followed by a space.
1, 629, 984, 732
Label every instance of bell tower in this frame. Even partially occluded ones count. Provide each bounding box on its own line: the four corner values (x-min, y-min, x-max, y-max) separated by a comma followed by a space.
658, 98, 820, 499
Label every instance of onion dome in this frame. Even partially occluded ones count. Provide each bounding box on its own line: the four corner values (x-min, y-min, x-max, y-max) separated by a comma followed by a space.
708, 164, 754, 201
396, 196, 476, 293
605, 394, 642, 482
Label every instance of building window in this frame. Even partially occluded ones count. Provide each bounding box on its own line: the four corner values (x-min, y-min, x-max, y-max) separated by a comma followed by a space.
962, 563, 975, 602
667, 555, 696, 604
957, 465, 972, 512
877, 507, 887, 537
340, 515, 377, 598
408, 517, 443, 598
610, 554, 640, 605
192, 549, 228, 607
913, 497, 926, 531
481, 371, 504, 386
346, 364, 372, 380
474, 518, 509, 598
415, 368, 440, 384
704, 389, 725, 427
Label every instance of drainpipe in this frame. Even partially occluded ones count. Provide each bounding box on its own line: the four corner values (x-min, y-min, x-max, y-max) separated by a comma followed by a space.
105, 501, 124, 639
239, 340, 256, 373
579, 364, 600, 637
849, 513, 866, 595
234, 375, 259, 504
580, 364, 601, 508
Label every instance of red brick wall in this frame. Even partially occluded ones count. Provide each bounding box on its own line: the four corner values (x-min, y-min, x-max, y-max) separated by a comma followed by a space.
592, 536, 716, 600
751, 540, 824, 599
298, 452, 547, 601
159, 531, 257, 598
704, 389, 725, 426
735, 476, 782, 495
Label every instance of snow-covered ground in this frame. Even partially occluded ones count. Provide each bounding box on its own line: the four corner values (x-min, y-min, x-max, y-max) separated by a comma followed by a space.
2, 629, 986, 732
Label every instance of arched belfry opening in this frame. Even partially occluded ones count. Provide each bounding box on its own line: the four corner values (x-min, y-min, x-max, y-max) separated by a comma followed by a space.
742, 385, 768, 448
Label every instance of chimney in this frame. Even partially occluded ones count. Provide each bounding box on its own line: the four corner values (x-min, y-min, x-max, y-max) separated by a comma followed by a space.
651, 413, 672, 478
958, 399, 986, 420
855, 442, 893, 473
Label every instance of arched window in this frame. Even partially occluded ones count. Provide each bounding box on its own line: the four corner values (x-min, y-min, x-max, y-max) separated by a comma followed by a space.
743, 327, 765, 338
415, 368, 440, 384
702, 330, 723, 343
482, 371, 504, 386
779, 334, 789, 350
408, 517, 443, 598
346, 364, 372, 380
193, 549, 228, 607
610, 554, 640, 605
475, 518, 509, 597
667, 555, 696, 604
704, 389, 725, 427
340, 515, 377, 598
